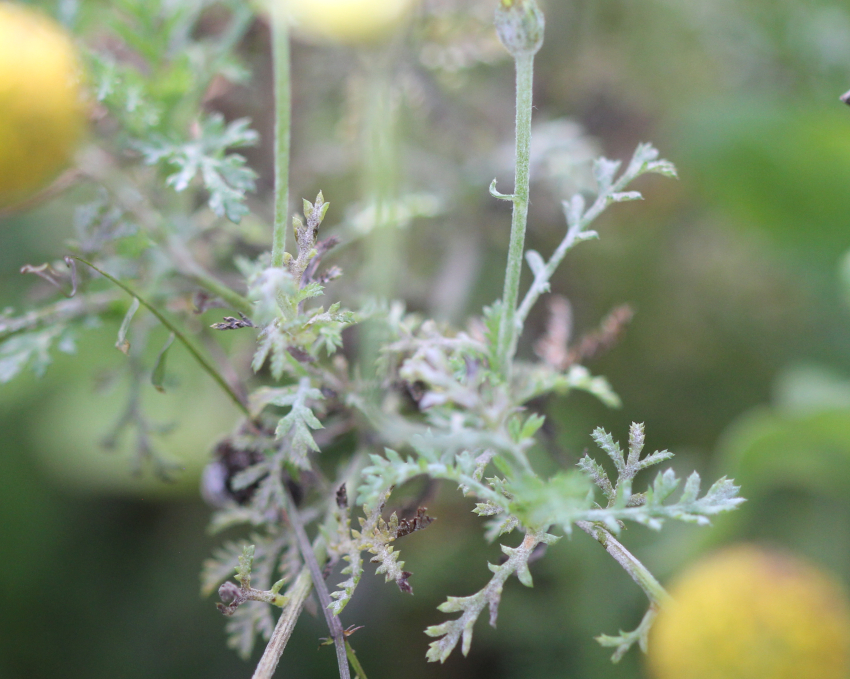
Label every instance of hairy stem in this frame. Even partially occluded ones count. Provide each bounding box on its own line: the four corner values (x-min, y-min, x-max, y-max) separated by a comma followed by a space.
271, 7, 291, 268
515, 227, 595, 330
282, 485, 351, 679
71, 257, 249, 416
345, 641, 368, 679
252, 565, 313, 679
576, 521, 670, 605
495, 52, 535, 376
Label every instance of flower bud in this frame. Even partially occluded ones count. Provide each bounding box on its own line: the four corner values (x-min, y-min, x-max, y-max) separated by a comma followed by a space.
218, 581, 241, 605
281, 0, 418, 46
0, 3, 87, 209
495, 0, 545, 58
649, 545, 850, 679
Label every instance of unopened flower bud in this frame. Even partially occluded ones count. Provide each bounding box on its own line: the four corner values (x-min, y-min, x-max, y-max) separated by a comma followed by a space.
495, 0, 545, 58
281, 0, 418, 45
218, 581, 240, 605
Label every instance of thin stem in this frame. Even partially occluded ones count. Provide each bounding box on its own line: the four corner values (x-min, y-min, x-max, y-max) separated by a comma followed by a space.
167, 238, 253, 316
515, 227, 595, 330
281, 485, 351, 679
196, 5, 254, 101
78, 150, 254, 316
345, 641, 368, 679
362, 50, 400, 297
71, 257, 250, 417
576, 520, 670, 605
187, 271, 252, 316
358, 49, 400, 381
495, 52, 535, 376
252, 566, 313, 679
271, 7, 291, 268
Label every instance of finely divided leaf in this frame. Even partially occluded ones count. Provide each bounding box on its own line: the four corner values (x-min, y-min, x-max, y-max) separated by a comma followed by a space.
136, 114, 258, 223
425, 532, 553, 663
0, 326, 76, 383
273, 378, 324, 468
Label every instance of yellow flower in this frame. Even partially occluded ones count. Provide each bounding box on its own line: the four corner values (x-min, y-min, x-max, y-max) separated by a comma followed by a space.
648, 545, 850, 679
0, 3, 86, 209
282, 0, 418, 45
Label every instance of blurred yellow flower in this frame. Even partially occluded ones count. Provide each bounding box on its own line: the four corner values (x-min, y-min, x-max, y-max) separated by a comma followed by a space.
282, 0, 418, 45
648, 545, 850, 679
0, 3, 86, 209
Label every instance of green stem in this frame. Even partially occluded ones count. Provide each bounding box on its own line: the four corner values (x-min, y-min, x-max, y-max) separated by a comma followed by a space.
167, 237, 253, 316
514, 164, 640, 329
185, 269, 253, 317
362, 50, 400, 297
271, 8, 291, 268
576, 521, 670, 605
252, 565, 314, 679
80, 151, 254, 317
71, 257, 249, 417
345, 642, 368, 679
495, 52, 535, 376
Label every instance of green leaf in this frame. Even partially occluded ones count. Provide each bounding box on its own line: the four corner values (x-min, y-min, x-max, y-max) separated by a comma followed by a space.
519, 413, 546, 441
489, 178, 514, 201
116, 297, 140, 355
577, 454, 614, 502
591, 427, 626, 474
593, 158, 621, 193
273, 378, 324, 468
563, 193, 586, 229
235, 544, 255, 585
425, 532, 549, 663
0, 326, 76, 383
136, 114, 258, 223
508, 471, 593, 534
151, 332, 175, 392
524, 250, 547, 277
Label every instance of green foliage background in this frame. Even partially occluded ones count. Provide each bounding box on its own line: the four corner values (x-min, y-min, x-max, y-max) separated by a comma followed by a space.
2, 0, 850, 677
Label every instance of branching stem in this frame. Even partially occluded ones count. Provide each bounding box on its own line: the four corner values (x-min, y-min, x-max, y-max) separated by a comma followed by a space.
71, 257, 249, 416
514, 144, 673, 329
576, 520, 671, 661
251, 448, 365, 679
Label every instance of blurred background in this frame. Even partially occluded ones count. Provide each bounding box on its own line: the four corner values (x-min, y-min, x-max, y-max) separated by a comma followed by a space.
2, 0, 850, 677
